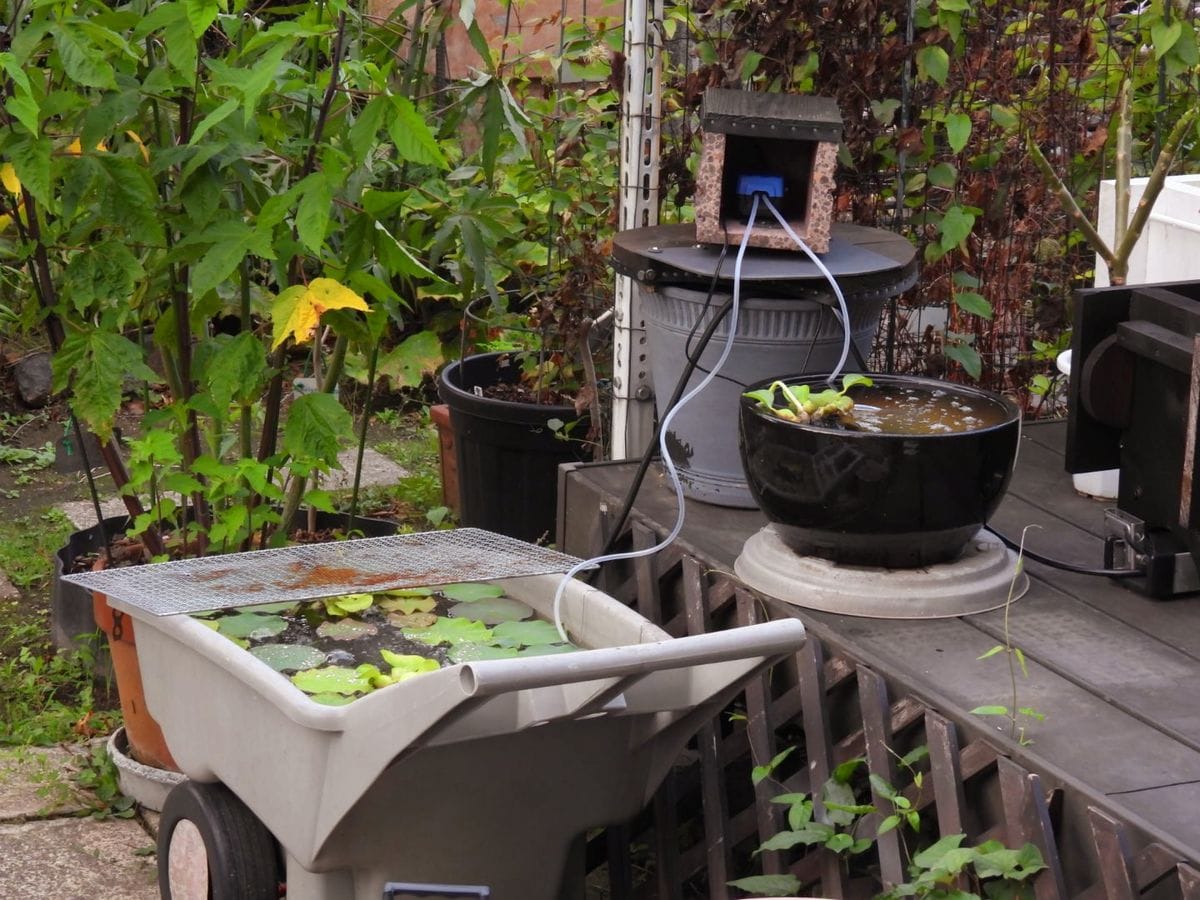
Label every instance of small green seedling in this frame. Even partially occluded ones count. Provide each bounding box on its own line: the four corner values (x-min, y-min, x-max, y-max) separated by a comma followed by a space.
744, 374, 873, 424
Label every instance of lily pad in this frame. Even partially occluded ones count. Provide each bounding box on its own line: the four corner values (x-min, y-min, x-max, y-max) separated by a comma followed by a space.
216, 612, 287, 640
380, 650, 442, 682
387, 611, 438, 629
323, 593, 375, 617
440, 582, 505, 603
250, 643, 327, 673
492, 619, 564, 648
448, 643, 521, 663
309, 692, 354, 706
291, 665, 372, 696
516, 643, 579, 657
196, 619, 220, 631
383, 587, 433, 597
378, 596, 437, 615
448, 597, 533, 625
316, 619, 378, 641
404, 616, 493, 646
234, 601, 298, 615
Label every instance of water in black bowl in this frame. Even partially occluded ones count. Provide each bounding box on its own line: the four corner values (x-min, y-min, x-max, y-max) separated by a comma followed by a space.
739, 374, 1021, 568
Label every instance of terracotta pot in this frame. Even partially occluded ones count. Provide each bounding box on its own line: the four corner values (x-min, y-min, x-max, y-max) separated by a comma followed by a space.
91, 573, 178, 772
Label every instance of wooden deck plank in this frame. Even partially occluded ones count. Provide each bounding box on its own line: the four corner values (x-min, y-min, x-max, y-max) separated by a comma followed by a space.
797, 612, 1200, 800
971, 586, 1200, 749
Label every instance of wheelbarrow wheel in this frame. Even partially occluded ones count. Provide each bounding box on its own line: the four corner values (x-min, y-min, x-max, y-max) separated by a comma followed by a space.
158, 780, 281, 900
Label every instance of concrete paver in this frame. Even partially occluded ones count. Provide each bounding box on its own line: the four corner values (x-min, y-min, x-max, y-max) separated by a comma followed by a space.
58, 497, 128, 530
0, 816, 158, 899
0, 747, 91, 820
0, 746, 158, 898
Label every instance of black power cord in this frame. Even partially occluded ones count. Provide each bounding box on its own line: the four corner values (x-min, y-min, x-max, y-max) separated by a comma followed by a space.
989, 527, 1142, 578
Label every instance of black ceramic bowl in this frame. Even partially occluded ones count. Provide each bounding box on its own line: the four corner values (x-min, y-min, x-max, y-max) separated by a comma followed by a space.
738, 374, 1022, 567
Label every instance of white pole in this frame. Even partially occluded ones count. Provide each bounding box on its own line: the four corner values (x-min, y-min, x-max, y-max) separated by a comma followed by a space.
611, 0, 663, 459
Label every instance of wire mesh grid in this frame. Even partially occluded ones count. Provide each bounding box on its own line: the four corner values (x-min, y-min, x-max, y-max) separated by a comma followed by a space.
62, 529, 589, 616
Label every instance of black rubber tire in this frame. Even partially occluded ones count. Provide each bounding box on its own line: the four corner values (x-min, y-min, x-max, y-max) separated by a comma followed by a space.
157, 780, 281, 900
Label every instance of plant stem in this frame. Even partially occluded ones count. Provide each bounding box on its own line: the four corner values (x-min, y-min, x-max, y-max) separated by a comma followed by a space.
1113, 80, 1130, 253
347, 341, 381, 530
1025, 135, 1115, 269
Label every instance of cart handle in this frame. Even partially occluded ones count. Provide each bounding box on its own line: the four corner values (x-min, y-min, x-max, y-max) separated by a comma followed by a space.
458, 619, 805, 697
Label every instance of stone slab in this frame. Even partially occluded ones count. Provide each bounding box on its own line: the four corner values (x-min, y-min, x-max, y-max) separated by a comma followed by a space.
0, 747, 90, 820
0, 570, 17, 600
322, 447, 408, 491
0, 816, 158, 898
59, 497, 129, 531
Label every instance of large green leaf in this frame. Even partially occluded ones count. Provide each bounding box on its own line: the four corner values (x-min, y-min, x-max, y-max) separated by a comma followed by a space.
441, 583, 505, 602
205, 332, 268, 409
283, 392, 352, 466
726, 875, 802, 896
61, 242, 143, 315
939, 205, 976, 251
916, 45, 949, 86
376, 331, 444, 388
215, 612, 287, 640
52, 331, 157, 441
250, 643, 326, 673
448, 597, 533, 626
6, 134, 51, 209
295, 171, 333, 254
54, 27, 116, 89
291, 665, 372, 696
404, 616, 493, 646
491, 619, 564, 648
945, 112, 971, 154
388, 95, 448, 169
96, 155, 164, 246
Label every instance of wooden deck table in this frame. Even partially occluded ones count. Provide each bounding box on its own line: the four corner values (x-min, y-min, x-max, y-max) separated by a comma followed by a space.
559, 419, 1200, 896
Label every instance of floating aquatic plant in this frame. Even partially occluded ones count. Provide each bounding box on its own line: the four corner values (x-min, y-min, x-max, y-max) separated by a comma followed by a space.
744, 374, 873, 424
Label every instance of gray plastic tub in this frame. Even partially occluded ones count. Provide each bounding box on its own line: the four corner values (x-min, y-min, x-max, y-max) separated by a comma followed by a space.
117, 573, 805, 899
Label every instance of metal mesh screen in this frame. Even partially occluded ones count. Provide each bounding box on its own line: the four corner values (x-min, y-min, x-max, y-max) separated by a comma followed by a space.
62, 529, 588, 616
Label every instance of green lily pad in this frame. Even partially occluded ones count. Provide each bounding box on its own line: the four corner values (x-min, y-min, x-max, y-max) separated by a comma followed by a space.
378, 596, 437, 615
216, 612, 287, 640
380, 650, 442, 682
404, 616, 493, 646
323, 593, 375, 617
316, 619, 378, 641
448, 643, 521, 663
492, 619, 564, 648
516, 642, 579, 657
249, 643, 327, 673
309, 692, 354, 706
440, 583, 505, 603
448, 597, 533, 625
387, 611, 437, 629
234, 601, 298, 615
383, 587, 433, 597
291, 665, 372, 696
196, 619, 220, 631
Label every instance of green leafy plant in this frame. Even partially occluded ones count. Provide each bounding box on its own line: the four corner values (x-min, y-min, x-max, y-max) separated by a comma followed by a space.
972, 526, 1046, 746
730, 744, 1044, 898
72, 740, 136, 820
744, 374, 873, 424
0, 622, 120, 747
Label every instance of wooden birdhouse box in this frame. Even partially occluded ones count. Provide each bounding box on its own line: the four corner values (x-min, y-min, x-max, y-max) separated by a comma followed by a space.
694, 89, 842, 254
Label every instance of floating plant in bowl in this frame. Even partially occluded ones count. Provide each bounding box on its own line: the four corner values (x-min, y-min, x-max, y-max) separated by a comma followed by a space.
740, 373, 1021, 568
193, 582, 580, 706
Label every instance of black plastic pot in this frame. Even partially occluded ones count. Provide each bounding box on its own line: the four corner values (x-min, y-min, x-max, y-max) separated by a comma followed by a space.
53, 514, 133, 674
739, 374, 1021, 567
437, 352, 591, 543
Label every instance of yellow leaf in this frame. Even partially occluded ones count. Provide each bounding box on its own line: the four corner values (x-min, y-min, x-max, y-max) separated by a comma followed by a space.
271, 278, 369, 349
0, 163, 19, 194
125, 130, 150, 164
65, 138, 107, 155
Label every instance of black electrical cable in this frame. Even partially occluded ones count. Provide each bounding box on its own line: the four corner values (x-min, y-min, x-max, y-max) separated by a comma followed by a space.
588, 289, 734, 571
989, 527, 1142, 578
